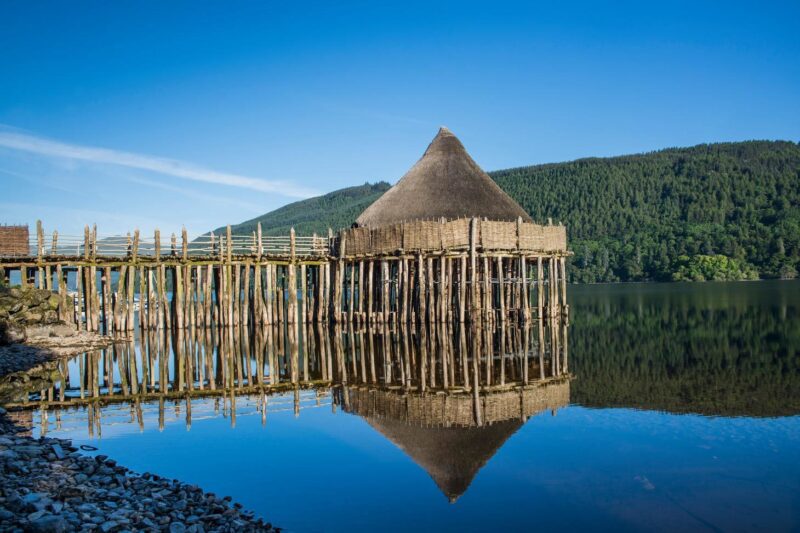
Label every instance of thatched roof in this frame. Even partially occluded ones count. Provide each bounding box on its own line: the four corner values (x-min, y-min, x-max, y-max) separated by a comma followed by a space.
365, 417, 522, 502
356, 127, 532, 227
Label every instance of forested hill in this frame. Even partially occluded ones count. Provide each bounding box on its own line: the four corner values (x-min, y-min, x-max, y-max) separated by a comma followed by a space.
491, 141, 800, 281
220, 140, 800, 282
210, 182, 390, 237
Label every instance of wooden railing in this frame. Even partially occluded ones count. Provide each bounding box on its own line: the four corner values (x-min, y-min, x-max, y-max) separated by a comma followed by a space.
2, 221, 332, 260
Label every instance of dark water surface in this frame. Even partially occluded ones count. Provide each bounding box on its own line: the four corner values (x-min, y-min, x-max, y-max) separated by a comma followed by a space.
19, 281, 800, 532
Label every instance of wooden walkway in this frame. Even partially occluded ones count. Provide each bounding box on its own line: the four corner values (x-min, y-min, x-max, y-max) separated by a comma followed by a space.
0, 219, 569, 333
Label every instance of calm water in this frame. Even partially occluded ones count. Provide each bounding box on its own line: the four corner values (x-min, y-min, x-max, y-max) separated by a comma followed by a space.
16, 281, 800, 532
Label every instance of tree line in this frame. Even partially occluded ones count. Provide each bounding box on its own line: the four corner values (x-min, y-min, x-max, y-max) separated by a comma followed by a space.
491, 140, 800, 282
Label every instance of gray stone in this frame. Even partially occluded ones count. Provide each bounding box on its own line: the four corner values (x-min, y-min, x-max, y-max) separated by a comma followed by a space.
169, 522, 186, 533
29, 514, 68, 533
100, 520, 118, 532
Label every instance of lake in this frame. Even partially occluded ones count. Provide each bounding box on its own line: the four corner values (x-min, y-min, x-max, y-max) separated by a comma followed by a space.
15, 280, 800, 532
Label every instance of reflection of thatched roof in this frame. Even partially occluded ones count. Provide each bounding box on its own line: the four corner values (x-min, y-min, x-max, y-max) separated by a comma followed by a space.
356, 127, 532, 227
343, 379, 571, 501
366, 417, 521, 502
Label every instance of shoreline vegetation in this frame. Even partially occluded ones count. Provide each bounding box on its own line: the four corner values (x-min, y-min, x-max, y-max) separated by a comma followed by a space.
214, 140, 799, 284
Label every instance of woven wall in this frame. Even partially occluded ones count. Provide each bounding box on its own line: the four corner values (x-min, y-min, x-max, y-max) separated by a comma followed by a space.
340, 218, 567, 256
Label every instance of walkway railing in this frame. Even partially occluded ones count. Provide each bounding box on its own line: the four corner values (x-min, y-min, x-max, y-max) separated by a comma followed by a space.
2, 221, 331, 260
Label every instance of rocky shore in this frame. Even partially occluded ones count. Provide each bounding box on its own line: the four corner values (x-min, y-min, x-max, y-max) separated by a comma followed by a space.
0, 411, 278, 532
0, 286, 280, 532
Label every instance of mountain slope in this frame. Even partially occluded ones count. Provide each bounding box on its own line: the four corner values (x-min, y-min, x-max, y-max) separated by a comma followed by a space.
217, 141, 800, 282
210, 182, 390, 237
491, 141, 800, 281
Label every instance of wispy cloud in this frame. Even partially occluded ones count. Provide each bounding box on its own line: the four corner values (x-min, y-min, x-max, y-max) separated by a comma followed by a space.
0, 129, 319, 198
126, 175, 264, 213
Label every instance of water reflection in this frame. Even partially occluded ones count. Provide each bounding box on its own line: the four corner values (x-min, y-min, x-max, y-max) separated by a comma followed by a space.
8, 281, 800, 531
569, 281, 800, 417
11, 320, 570, 501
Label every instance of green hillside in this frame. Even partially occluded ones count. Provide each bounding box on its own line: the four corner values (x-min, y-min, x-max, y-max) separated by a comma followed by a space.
492, 141, 800, 282
220, 141, 800, 282
211, 182, 390, 237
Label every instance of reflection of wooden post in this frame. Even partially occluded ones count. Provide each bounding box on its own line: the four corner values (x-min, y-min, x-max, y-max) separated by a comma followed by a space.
472, 326, 483, 426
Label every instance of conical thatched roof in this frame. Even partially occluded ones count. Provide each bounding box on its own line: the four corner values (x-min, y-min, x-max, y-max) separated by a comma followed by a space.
365, 417, 522, 502
356, 127, 532, 227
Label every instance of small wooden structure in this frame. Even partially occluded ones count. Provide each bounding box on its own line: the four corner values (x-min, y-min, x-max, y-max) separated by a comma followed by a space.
0, 225, 29, 257
0, 128, 568, 333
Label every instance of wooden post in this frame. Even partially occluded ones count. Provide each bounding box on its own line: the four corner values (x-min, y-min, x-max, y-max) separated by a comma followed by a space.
36, 220, 43, 262
83, 225, 91, 261
89, 265, 99, 332
138, 266, 146, 330
426, 256, 434, 324
459, 255, 467, 323
75, 266, 84, 329
381, 260, 390, 323
483, 256, 491, 322
300, 263, 307, 323
101, 266, 111, 333
132, 229, 140, 262
288, 228, 297, 324
469, 218, 478, 320
401, 258, 409, 324
56, 264, 68, 324
358, 260, 365, 323
333, 234, 345, 323
521, 256, 529, 321
126, 265, 135, 331
113, 265, 126, 331
417, 254, 425, 324
51, 230, 58, 257
497, 257, 505, 322
560, 256, 567, 317
158, 264, 170, 330
348, 262, 356, 323
537, 256, 544, 319
367, 261, 374, 323
175, 263, 185, 329
226, 225, 233, 264
204, 264, 213, 328
232, 263, 240, 326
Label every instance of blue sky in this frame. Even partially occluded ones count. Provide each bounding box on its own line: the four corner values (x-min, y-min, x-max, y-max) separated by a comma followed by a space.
1, 1, 798, 237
